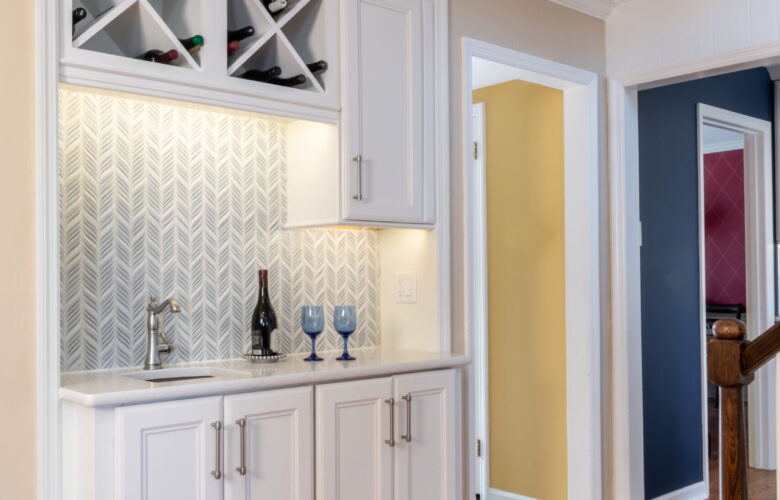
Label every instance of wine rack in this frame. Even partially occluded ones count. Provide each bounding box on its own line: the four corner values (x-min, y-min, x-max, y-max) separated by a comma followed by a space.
61, 0, 339, 119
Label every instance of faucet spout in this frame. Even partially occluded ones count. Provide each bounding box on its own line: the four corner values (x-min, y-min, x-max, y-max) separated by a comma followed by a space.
145, 297, 180, 370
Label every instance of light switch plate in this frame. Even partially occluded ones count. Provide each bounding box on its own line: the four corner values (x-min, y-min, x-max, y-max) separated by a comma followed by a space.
395, 272, 417, 304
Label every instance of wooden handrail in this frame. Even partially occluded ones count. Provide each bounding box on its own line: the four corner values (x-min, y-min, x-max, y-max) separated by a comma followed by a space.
707, 319, 780, 499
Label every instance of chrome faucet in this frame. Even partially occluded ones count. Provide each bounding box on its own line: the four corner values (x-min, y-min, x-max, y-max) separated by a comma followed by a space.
145, 297, 181, 370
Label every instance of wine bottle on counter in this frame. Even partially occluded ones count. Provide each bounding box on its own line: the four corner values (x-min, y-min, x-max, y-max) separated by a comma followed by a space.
228, 40, 241, 54
178, 34, 204, 54
72, 7, 87, 35
306, 60, 327, 74
138, 49, 179, 64
228, 26, 255, 43
240, 66, 282, 82
251, 269, 278, 357
265, 0, 287, 14
267, 74, 307, 87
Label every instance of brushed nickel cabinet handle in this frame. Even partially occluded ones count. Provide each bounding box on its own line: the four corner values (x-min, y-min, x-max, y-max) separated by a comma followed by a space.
211, 421, 223, 480
235, 418, 246, 476
401, 394, 412, 442
353, 155, 363, 201
384, 398, 395, 447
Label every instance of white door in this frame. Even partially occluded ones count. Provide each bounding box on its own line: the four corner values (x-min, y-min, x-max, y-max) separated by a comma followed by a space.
315, 377, 394, 500
393, 369, 458, 500
341, 0, 432, 223
223, 386, 314, 500
115, 396, 223, 500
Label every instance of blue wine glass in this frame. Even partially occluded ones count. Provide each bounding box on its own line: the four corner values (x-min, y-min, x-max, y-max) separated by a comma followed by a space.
301, 306, 324, 361
333, 305, 357, 361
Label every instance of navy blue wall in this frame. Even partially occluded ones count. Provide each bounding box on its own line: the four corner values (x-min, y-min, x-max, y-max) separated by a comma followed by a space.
638, 68, 773, 498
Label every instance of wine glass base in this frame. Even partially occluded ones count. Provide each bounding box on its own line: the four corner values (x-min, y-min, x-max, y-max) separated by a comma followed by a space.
304, 354, 324, 361
336, 354, 356, 361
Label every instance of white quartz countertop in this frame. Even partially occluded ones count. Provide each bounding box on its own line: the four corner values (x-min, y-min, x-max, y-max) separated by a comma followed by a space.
60, 346, 470, 407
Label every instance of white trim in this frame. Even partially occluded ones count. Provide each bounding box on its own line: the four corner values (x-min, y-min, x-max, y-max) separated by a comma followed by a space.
700, 139, 745, 155
697, 104, 777, 471
487, 487, 537, 500
608, 43, 780, 499
649, 480, 709, 500
463, 37, 602, 500
37, 0, 61, 499
546, 0, 615, 20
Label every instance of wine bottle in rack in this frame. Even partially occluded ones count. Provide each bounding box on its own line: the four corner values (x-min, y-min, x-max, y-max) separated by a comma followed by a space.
228, 40, 241, 54
240, 66, 282, 82
72, 7, 87, 35
264, 0, 287, 14
267, 74, 307, 87
138, 49, 179, 64
228, 26, 255, 43
306, 60, 328, 74
178, 35, 204, 54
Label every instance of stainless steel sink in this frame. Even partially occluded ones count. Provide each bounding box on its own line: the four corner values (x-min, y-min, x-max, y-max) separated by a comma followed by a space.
124, 367, 248, 383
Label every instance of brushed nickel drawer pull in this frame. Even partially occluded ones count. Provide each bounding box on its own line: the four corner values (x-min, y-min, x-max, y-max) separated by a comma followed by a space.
384, 398, 395, 447
235, 418, 246, 476
211, 421, 223, 480
401, 394, 412, 442
353, 155, 363, 201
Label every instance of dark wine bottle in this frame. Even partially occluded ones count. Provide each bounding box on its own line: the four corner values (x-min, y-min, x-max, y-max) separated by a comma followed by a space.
265, 0, 287, 14
228, 26, 255, 43
306, 60, 327, 74
267, 74, 307, 87
251, 269, 278, 356
228, 40, 241, 54
138, 49, 179, 64
72, 7, 87, 35
178, 34, 204, 53
240, 66, 282, 82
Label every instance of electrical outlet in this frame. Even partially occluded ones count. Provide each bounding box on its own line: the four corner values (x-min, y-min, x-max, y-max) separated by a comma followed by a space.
394, 272, 417, 304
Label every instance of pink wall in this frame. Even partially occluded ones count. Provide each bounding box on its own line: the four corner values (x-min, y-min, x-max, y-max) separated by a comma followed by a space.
703, 149, 746, 308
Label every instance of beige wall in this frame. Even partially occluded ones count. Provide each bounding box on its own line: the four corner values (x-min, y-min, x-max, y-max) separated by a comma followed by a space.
0, 0, 37, 498
474, 80, 567, 499
448, 1, 607, 498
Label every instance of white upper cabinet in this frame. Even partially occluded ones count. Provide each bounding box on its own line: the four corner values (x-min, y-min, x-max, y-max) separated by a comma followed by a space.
223, 386, 314, 500
340, 0, 433, 224
115, 396, 224, 500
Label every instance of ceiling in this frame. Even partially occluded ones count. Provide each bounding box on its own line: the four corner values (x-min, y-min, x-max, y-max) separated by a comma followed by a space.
547, 0, 632, 20
472, 57, 580, 91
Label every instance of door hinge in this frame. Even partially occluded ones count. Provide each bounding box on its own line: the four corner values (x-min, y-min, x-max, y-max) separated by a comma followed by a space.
473, 142, 478, 160
476, 438, 482, 457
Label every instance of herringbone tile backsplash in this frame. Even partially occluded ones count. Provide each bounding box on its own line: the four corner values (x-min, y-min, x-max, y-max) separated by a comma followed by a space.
59, 88, 380, 372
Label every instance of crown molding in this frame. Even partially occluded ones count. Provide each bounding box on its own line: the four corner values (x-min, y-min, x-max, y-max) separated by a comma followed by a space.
547, 0, 615, 20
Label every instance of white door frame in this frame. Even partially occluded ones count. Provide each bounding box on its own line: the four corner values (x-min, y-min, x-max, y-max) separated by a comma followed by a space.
462, 38, 602, 500
697, 104, 776, 477
609, 53, 780, 499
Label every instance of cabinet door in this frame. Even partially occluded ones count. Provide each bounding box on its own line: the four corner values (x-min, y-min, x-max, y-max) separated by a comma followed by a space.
393, 369, 458, 500
223, 386, 314, 500
316, 377, 394, 500
341, 0, 433, 224
115, 396, 223, 500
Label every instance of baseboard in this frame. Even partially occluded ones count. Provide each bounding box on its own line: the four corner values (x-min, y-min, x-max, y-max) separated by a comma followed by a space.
488, 488, 537, 500
651, 481, 709, 500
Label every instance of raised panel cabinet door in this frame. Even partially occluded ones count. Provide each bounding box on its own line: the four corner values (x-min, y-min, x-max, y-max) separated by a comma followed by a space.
393, 369, 458, 500
223, 386, 314, 500
115, 396, 223, 500
341, 0, 433, 223
315, 377, 394, 500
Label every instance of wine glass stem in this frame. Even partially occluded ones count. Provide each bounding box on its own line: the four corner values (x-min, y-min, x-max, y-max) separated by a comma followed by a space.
342, 336, 349, 357
310, 336, 317, 357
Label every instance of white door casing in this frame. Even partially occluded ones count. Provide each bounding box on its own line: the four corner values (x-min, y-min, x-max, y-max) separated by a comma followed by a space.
224, 386, 314, 500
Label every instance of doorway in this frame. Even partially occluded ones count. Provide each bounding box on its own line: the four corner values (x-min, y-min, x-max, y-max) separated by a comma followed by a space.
697, 104, 776, 499
463, 39, 602, 500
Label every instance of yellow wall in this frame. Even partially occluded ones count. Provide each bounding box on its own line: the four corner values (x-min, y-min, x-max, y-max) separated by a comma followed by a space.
0, 0, 37, 498
473, 80, 567, 499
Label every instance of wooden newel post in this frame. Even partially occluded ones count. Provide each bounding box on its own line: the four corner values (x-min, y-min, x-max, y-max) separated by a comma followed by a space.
707, 319, 753, 500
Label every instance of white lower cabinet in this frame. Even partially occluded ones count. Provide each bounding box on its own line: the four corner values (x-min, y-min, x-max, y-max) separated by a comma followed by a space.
224, 386, 314, 500
115, 396, 224, 500
315, 369, 458, 500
